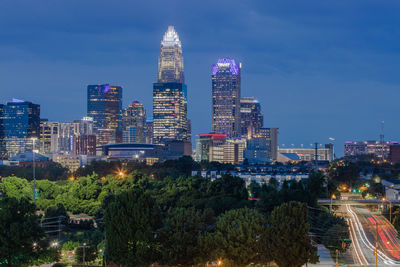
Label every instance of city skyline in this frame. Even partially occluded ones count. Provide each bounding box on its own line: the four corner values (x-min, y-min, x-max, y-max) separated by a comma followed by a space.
1, 1, 400, 156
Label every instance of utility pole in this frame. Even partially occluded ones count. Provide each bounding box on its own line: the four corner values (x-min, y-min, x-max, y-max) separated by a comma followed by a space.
32, 137, 37, 203
314, 142, 318, 170
375, 222, 378, 267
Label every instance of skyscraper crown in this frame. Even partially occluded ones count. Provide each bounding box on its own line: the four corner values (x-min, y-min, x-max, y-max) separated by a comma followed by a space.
211, 58, 240, 75
161, 26, 181, 47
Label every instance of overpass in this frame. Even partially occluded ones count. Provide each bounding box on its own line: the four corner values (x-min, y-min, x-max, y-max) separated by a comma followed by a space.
318, 199, 400, 205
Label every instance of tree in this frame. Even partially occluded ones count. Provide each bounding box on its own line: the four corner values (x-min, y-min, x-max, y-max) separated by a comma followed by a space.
0, 197, 53, 266
306, 171, 327, 198
328, 160, 359, 186
322, 224, 350, 253
268, 201, 318, 267
158, 207, 214, 266
204, 208, 268, 267
103, 189, 162, 266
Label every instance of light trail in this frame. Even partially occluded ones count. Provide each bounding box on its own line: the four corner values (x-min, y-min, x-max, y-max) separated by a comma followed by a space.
346, 204, 400, 265
347, 216, 368, 265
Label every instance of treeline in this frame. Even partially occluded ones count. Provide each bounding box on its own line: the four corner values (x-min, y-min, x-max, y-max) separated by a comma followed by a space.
0, 163, 350, 266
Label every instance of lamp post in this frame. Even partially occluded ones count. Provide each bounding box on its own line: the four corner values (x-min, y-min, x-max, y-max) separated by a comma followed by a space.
330, 194, 336, 213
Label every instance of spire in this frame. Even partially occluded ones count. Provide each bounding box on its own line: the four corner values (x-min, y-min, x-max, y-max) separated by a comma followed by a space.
161, 26, 181, 47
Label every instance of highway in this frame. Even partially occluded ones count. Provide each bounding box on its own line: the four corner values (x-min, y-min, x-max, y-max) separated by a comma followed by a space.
345, 204, 400, 265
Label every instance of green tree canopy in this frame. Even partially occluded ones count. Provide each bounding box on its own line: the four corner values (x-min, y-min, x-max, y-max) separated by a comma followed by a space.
103, 189, 162, 266
204, 207, 268, 267
268, 201, 318, 267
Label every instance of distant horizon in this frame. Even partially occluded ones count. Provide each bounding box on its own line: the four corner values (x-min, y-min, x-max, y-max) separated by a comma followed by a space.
1, 1, 399, 156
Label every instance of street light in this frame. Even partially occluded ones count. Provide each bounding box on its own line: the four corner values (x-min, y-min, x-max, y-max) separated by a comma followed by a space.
330, 194, 336, 213
31, 137, 38, 203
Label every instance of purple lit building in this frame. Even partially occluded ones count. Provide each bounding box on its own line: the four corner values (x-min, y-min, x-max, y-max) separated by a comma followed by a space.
211, 58, 241, 137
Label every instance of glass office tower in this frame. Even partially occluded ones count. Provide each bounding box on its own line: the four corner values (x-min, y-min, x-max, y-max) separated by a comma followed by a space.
153, 26, 189, 144
153, 82, 188, 143
1, 99, 40, 158
87, 84, 122, 145
211, 58, 241, 137
240, 97, 264, 138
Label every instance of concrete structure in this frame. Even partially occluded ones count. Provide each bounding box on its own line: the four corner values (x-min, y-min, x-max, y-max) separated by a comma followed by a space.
39, 119, 59, 154
96, 143, 165, 162
279, 144, 333, 162
211, 58, 241, 137
53, 154, 84, 172
195, 134, 227, 162
73, 134, 96, 156
58, 117, 94, 154
259, 128, 279, 161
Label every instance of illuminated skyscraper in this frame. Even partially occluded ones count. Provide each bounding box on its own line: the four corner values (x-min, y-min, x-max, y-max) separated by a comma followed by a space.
158, 26, 184, 83
240, 97, 263, 138
87, 84, 122, 145
212, 58, 241, 137
153, 26, 189, 144
1, 99, 40, 158
122, 101, 146, 143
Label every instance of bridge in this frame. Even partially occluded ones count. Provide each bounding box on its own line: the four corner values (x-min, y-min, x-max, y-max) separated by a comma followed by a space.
317, 199, 400, 205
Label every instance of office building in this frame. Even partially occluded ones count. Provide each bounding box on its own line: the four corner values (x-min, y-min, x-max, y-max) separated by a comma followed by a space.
87, 84, 122, 145
244, 137, 271, 164
195, 134, 227, 162
259, 128, 279, 161
1, 99, 40, 158
223, 138, 247, 165
344, 141, 395, 160
122, 101, 146, 143
39, 119, 59, 154
145, 119, 154, 144
58, 117, 94, 154
212, 58, 241, 137
279, 144, 334, 162
0, 104, 5, 159
389, 144, 400, 164
153, 26, 190, 144
73, 134, 96, 156
240, 97, 263, 138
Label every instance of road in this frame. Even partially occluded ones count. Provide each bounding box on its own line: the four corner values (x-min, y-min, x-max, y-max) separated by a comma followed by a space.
345, 204, 400, 265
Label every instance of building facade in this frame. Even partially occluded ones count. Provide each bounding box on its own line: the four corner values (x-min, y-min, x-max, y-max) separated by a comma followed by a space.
153, 26, 190, 144
122, 101, 146, 143
259, 128, 279, 161
195, 134, 227, 162
279, 144, 334, 162
39, 119, 59, 154
1, 99, 40, 158
240, 97, 263, 138
344, 141, 395, 160
87, 84, 122, 145
244, 137, 271, 164
58, 117, 94, 154
212, 58, 241, 137
73, 134, 96, 156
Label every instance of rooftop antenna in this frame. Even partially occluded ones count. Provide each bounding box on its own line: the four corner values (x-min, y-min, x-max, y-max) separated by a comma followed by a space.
380, 121, 385, 160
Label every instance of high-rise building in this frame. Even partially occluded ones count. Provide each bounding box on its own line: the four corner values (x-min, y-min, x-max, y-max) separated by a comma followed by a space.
244, 137, 271, 164
195, 134, 227, 162
87, 84, 122, 145
223, 138, 247, 165
145, 119, 154, 144
212, 58, 241, 137
153, 26, 190, 144
39, 119, 59, 154
1, 99, 40, 158
259, 128, 279, 161
58, 117, 94, 154
73, 134, 96, 156
240, 97, 263, 138
0, 104, 6, 159
158, 26, 184, 83
122, 101, 146, 143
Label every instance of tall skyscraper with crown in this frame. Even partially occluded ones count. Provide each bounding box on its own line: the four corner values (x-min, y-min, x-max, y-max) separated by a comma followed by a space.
153, 26, 190, 144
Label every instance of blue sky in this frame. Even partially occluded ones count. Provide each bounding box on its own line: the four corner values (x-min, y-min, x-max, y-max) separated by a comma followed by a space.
1, 0, 400, 156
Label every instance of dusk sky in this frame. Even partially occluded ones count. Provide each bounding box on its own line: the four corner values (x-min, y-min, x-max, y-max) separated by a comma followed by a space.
1, 0, 400, 156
